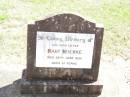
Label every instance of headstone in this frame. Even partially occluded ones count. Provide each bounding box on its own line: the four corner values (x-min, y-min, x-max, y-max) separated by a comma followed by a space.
17, 13, 104, 96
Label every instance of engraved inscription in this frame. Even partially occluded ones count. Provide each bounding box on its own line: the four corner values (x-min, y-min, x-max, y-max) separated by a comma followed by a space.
36, 31, 95, 68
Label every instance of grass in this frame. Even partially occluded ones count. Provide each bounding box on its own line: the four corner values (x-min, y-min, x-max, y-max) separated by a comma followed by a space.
0, 13, 8, 21
0, 0, 130, 64
0, 0, 14, 22
0, 31, 26, 64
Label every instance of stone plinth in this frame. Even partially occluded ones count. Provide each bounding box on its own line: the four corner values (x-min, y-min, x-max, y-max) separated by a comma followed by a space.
17, 70, 103, 95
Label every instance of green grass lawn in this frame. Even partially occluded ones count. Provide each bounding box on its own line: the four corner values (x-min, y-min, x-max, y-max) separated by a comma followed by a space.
0, 0, 130, 64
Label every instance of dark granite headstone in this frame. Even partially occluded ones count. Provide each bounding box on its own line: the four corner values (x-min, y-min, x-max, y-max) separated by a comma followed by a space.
17, 13, 104, 96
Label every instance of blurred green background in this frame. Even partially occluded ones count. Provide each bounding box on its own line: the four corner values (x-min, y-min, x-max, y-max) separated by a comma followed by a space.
0, 0, 130, 65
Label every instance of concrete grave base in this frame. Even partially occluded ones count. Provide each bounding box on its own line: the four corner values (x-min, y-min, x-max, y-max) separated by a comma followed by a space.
0, 79, 102, 97
19, 80, 103, 95
14, 70, 103, 96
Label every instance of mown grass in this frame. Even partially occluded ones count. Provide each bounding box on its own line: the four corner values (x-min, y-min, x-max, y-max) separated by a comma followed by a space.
0, 0, 14, 22
0, 0, 130, 64
0, 31, 26, 64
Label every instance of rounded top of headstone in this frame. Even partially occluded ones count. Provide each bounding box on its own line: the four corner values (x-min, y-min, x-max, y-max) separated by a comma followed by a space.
34, 13, 103, 33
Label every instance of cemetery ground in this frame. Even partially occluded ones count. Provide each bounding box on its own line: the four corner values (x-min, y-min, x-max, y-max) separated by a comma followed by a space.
0, 0, 130, 97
